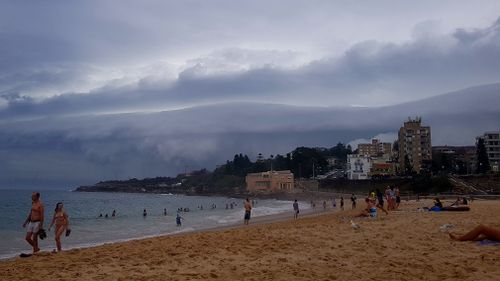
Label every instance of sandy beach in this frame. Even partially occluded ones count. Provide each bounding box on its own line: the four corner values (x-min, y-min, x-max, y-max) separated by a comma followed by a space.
1, 199, 499, 281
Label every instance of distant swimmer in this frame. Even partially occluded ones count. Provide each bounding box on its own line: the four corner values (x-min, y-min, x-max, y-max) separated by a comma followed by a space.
176, 213, 184, 227
112, 210, 116, 217
22, 192, 45, 254
323, 201, 327, 210
99, 213, 103, 218
143, 209, 147, 217
244, 198, 252, 225
293, 199, 299, 219
48, 202, 70, 252
340, 197, 344, 211
164, 208, 167, 216
105, 214, 108, 218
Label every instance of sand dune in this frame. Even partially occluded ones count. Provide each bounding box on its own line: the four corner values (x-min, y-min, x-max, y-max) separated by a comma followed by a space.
1, 199, 499, 281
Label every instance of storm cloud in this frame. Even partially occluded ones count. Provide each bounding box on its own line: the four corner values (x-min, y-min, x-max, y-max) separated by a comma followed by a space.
1, 1, 500, 187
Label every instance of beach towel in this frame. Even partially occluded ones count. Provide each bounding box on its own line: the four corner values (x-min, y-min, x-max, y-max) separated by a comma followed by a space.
477, 240, 500, 246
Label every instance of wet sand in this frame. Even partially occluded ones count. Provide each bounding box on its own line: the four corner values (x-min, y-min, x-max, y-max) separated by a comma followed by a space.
1, 199, 499, 281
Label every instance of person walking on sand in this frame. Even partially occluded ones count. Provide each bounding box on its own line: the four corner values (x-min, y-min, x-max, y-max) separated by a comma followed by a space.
394, 186, 401, 210
323, 200, 327, 211
48, 202, 70, 252
351, 194, 357, 209
22, 192, 45, 254
293, 200, 300, 219
340, 197, 344, 211
244, 198, 252, 225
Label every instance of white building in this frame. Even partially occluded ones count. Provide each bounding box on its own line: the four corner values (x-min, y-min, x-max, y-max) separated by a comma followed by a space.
482, 131, 500, 172
347, 155, 372, 180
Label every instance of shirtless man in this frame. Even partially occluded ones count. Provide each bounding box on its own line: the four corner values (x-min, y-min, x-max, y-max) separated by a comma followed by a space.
244, 198, 252, 225
22, 192, 45, 254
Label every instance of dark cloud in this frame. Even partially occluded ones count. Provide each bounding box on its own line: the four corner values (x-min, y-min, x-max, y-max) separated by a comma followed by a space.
1, 17, 500, 119
1, 83, 499, 187
1, 2, 500, 187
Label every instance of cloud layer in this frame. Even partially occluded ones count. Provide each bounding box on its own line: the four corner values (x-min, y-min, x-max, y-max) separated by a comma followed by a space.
1, 3, 500, 119
1, 83, 499, 187
1, 2, 500, 187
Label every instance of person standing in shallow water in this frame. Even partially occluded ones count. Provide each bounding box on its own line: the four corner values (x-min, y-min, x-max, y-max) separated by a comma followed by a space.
293, 200, 299, 219
176, 213, 184, 227
244, 198, 252, 225
48, 202, 70, 252
23, 192, 44, 254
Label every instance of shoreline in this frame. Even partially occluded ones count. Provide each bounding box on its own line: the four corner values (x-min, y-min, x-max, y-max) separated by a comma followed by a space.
0, 201, 325, 262
2, 199, 499, 280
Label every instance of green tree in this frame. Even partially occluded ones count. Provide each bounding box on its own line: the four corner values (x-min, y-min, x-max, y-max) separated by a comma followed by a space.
476, 138, 490, 174
404, 155, 414, 176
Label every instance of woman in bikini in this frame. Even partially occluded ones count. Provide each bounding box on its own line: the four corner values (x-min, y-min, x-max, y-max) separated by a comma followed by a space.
48, 202, 70, 252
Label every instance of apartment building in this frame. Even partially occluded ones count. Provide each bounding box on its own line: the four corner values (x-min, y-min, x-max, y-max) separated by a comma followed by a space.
358, 139, 392, 157
481, 131, 500, 172
398, 117, 432, 173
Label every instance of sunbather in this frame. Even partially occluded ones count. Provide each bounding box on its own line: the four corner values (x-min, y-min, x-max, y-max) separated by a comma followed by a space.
449, 225, 500, 241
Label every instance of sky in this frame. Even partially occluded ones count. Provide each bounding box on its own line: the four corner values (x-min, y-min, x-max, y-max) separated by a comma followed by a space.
1, 1, 500, 187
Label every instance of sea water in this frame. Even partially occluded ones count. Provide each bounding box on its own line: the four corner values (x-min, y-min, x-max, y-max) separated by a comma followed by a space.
0, 189, 308, 259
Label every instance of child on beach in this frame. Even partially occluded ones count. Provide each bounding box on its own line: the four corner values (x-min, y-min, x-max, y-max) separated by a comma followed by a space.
48, 202, 70, 252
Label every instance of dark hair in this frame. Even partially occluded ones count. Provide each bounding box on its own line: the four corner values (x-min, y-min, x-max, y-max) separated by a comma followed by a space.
54, 202, 63, 212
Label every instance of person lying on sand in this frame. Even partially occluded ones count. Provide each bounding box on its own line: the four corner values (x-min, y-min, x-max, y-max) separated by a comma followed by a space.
449, 225, 500, 241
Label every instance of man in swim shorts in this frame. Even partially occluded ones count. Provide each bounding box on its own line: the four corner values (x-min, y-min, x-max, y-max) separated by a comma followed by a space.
22, 192, 45, 254
244, 198, 252, 225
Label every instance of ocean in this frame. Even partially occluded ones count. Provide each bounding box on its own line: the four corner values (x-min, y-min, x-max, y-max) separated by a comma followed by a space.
0, 189, 307, 259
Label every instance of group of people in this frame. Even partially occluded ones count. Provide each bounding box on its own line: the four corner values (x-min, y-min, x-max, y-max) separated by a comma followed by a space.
23, 192, 70, 254
99, 210, 116, 218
